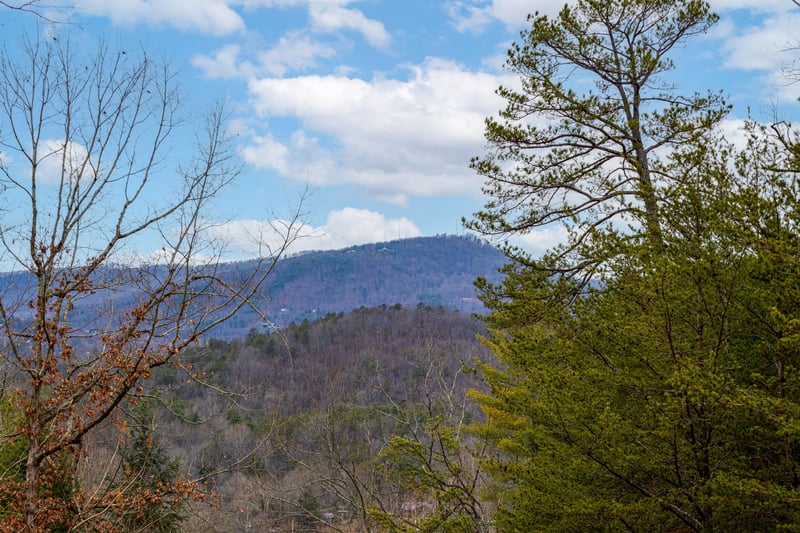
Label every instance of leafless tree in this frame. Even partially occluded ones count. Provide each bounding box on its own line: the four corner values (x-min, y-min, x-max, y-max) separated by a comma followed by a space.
0, 34, 305, 531
1, 1, 67, 23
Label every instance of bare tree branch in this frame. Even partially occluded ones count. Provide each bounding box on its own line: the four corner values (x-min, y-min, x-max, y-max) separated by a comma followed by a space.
0, 1, 66, 23
0, 33, 306, 531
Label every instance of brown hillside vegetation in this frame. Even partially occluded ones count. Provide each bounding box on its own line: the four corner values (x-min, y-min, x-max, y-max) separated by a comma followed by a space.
86, 304, 494, 531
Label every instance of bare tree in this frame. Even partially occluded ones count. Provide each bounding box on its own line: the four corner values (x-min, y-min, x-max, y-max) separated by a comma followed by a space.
0, 1, 66, 23
781, 2, 800, 87
0, 1, 47, 12
0, 34, 305, 531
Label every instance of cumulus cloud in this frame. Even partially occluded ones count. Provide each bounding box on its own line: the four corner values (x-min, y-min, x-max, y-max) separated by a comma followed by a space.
708, 0, 795, 12
240, 133, 295, 174
243, 58, 513, 204
37, 139, 92, 185
506, 225, 569, 257
209, 207, 421, 258
257, 32, 338, 76
72, 0, 246, 35
313, 207, 421, 248
193, 33, 337, 79
714, 118, 751, 150
192, 44, 252, 79
704, 4, 800, 103
71, 0, 390, 45
445, 2, 494, 34
243, 131, 340, 191
446, 0, 799, 35
309, 4, 390, 47
446, 0, 567, 32
445, 1, 800, 105
719, 12, 800, 71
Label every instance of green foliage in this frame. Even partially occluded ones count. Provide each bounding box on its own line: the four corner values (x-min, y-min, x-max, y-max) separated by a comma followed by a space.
116, 400, 187, 532
468, 1, 800, 531
467, 0, 727, 271
0, 399, 26, 483
369, 417, 488, 532
298, 488, 321, 526
0, 398, 79, 530
474, 214, 800, 529
0, 399, 26, 522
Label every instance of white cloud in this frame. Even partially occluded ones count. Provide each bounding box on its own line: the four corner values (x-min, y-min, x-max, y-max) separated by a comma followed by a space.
210, 207, 421, 257
446, 0, 567, 32
192, 44, 252, 78
71, 0, 390, 45
720, 13, 800, 71
37, 139, 92, 184
507, 225, 569, 257
243, 58, 513, 204
193, 34, 337, 79
316, 207, 421, 248
444, 1, 800, 106
706, 5, 800, 104
446, 2, 495, 34
716, 118, 750, 150
257, 32, 338, 76
241, 130, 340, 192
240, 133, 294, 174
446, 0, 800, 35
73, 0, 246, 35
708, 0, 795, 13
309, 4, 390, 47
489, 0, 564, 24
238, 0, 352, 8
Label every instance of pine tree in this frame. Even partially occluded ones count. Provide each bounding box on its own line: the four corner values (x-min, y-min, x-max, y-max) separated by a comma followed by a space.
114, 401, 188, 532
468, 1, 800, 530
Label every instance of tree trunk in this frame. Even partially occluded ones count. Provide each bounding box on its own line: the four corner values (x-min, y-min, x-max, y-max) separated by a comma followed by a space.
24, 419, 40, 531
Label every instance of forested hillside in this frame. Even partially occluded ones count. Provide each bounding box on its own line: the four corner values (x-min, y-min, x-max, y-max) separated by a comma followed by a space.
209, 234, 505, 337
0, 235, 504, 340
91, 304, 492, 531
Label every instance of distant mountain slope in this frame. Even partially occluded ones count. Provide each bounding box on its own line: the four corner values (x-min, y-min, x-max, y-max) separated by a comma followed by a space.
217, 235, 507, 338
0, 235, 508, 340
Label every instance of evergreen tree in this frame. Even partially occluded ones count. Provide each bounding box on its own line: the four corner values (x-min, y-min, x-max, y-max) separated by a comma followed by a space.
0, 399, 78, 532
469, 1, 800, 530
467, 0, 726, 278
115, 401, 188, 532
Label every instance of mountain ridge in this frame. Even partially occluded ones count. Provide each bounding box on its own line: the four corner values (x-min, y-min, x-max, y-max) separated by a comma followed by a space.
218, 234, 507, 338
0, 235, 508, 340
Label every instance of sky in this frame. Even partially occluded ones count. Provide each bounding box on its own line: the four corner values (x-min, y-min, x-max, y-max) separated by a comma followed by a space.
2, 0, 800, 261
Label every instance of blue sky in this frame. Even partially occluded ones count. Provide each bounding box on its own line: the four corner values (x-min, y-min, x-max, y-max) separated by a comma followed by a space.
2, 0, 800, 260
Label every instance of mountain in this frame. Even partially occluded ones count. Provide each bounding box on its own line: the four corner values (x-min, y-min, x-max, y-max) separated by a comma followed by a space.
215, 234, 507, 338
0, 235, 508, 341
